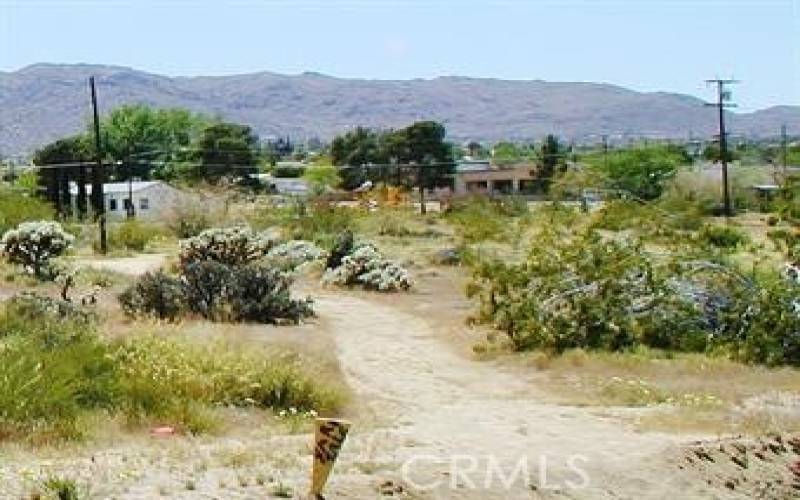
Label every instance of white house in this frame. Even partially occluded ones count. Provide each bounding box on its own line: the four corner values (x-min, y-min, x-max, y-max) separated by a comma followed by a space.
69, 180, 188, 220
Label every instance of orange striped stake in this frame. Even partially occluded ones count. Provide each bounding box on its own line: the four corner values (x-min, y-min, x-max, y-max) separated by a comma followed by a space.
310, 418, 351, 499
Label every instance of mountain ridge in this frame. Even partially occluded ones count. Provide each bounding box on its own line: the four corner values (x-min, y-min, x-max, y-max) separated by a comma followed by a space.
1, 63, 798, 157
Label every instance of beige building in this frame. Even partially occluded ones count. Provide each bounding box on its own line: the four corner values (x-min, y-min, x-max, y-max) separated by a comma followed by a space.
452, 160, 538, 196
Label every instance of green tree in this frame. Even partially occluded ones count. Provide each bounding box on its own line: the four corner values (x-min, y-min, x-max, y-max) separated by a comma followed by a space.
303, 165, 341, 196
100, 105, 207, 180
32, 135, 93, 217
587, 144, 688, 200
537, 135, 566, 190
190, 122, 260, 182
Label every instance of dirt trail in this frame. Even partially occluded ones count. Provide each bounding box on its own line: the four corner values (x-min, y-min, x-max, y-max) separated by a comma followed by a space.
316, 293, 720, 499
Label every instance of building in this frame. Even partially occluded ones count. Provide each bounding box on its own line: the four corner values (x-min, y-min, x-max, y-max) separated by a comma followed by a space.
452, 159, 539, 196
69, 180, 188, 220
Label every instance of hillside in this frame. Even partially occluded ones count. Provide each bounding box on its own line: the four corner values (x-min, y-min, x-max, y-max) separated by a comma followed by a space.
1, 63, 798, 156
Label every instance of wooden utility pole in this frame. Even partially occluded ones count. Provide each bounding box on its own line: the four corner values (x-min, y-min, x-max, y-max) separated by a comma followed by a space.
705, 78, 739, 217
89, 76, 107, 254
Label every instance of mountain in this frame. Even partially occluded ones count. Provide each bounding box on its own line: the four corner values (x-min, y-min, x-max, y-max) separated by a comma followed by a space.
1, 63, 798, 157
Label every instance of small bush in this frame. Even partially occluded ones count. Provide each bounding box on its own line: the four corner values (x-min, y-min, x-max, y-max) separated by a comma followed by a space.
118, 271, 185, 320
287, 204, 353, 246
323, 242, 412, 292
0, 189, 54, 235
697, 224, 749, 249
0, 221, 74, 279
266, 240, 325, 271
180, 261, 313, 323
105, 219, 163, 252
325, 228, 354, 270
179, 225, 274, 268
168, 203, 211, 238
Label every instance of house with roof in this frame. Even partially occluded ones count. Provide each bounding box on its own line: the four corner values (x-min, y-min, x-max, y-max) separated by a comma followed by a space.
452, 159, 539, 196
69, 180, 188, 220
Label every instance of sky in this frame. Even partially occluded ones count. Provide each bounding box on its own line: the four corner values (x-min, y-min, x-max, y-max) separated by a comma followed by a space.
1, 0, 798, 111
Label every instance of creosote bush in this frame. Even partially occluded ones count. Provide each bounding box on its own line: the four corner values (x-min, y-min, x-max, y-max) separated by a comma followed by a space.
103, 219, 165, 252
0, 221, 74, 279
467, 226, 800, 365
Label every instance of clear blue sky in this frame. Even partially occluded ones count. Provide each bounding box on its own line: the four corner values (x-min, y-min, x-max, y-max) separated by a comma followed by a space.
2, 0, 798, 111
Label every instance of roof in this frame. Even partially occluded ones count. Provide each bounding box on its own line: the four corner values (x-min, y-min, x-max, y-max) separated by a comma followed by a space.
69, 180, 164, 195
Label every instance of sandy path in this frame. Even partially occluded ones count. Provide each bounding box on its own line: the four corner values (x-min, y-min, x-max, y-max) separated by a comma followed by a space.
316, 293, 722, 499
69, 253, 168, 275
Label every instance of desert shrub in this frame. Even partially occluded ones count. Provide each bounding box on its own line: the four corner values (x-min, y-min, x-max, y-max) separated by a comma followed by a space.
467, 227, 800, 365
697, 224, 749, 249
104, 219, 164, 252
118, 271, 185, 320
266, 240, 325, 271
287, 204, 353, 246
0, 221, 74, 279
446, 196, 512, 243
0, 189, 54, 235
323, 242, 412, 292
179, 225, 274, 268
168, 203, 211, 238
225, 264, 314, 323
179, 260, 230, 319
589, 200, 652, 231
325, 228, 354, 270
180, 260, 312, 323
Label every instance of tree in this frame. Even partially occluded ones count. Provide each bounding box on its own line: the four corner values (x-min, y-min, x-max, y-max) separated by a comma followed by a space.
702, 143, 739, 163
303, 165, 341, 196
190, 122, 260, 182
537, 135, 566, 189
588, 144, 688, 200
100, 105, 207, 180
492, 142, 524, 166
32, 135, 93, 218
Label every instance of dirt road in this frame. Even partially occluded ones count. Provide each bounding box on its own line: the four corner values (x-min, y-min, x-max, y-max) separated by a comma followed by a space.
316, 293, 719, 499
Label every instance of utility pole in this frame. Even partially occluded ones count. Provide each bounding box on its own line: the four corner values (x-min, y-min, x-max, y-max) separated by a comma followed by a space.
601, 134, 609, 170
781, 124, 788, 178
89, 76, 107, 254
705, 78, 739, 217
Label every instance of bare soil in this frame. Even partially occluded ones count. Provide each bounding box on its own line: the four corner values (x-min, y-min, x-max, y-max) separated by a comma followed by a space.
0, 258, 798, 499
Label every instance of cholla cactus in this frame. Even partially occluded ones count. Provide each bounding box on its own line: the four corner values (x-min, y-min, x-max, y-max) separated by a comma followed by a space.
266, 240, 326, 271
178, 225, 275, 268
323, 242, 412, 292
0, 221, 74, 279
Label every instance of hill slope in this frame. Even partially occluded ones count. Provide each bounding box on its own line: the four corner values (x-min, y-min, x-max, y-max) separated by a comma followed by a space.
1, 63, 798, 156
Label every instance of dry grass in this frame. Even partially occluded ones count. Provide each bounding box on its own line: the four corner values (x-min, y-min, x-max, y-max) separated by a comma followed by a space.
518, 348, 800, 435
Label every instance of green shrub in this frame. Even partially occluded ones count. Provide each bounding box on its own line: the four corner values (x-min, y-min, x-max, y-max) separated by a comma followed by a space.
466, 227, 800, 365
180, 261, 313, 323
446, 196, 512, 243
697, 224, 749, 249
287, 204, 353, 247
118, 271, 185, 320
104, 219, 163, 252
0, 189, 54, 235
0, 221, 74, 279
